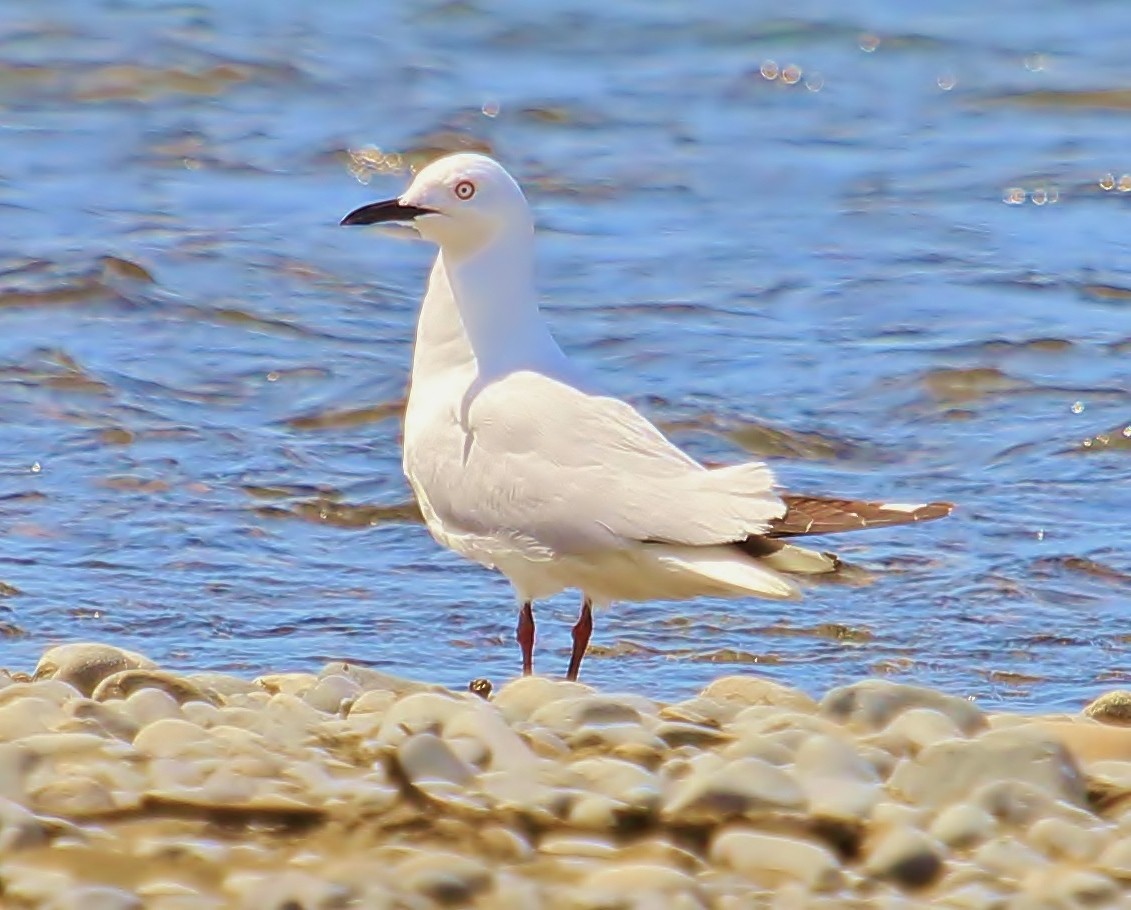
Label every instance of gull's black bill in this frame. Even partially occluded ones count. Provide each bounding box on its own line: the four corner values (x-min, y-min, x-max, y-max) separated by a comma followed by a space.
340, 199, 434, 226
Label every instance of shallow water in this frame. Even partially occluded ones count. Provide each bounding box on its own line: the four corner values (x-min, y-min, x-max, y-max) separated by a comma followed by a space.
1, 0, 1128, 710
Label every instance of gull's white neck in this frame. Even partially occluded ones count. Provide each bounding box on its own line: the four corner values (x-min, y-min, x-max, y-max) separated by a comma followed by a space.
442, 225, 571, 383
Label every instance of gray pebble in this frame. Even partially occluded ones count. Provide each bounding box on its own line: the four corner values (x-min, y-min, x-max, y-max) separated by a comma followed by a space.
397, 732, 476, 787
821, 679, 984, 734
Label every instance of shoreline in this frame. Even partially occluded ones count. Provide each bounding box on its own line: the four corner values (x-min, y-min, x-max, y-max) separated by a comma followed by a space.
2, 642, 1130, 908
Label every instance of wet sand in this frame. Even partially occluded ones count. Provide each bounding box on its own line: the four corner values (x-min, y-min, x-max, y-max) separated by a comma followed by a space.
2, 642, 1131, 908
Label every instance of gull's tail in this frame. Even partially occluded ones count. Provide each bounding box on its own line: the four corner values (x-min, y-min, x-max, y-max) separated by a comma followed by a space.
652, 495, 953, 600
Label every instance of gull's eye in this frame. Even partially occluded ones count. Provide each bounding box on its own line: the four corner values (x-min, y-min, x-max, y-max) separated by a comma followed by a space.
454, 180, 476, 200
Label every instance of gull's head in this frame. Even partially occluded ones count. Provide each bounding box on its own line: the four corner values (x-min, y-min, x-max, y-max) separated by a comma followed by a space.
341, 153, 531, 258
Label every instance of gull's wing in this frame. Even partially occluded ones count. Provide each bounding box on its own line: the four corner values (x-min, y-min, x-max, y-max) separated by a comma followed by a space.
419, 371, 785, 556
767, 495, 953, 537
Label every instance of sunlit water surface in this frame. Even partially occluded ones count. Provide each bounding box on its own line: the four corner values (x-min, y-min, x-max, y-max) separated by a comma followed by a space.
1, 0, 1129, 710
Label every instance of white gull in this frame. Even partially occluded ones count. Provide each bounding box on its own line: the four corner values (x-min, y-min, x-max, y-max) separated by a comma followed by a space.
342, 153, 951, 681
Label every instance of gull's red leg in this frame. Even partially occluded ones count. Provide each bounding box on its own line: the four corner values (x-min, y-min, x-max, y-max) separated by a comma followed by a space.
516, 601, 535, 676
566, 597, 593, 681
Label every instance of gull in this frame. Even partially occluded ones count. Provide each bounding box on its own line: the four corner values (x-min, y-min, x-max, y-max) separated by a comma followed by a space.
341, 153, 951, 681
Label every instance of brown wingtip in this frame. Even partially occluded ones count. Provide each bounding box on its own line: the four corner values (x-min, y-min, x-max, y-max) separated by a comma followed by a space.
767, 494, 955, 538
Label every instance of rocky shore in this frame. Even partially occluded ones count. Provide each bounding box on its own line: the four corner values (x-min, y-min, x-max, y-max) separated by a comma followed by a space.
2, 643, 1131, 908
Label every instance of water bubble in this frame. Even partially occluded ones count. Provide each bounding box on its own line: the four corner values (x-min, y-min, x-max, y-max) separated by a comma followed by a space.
805, 72, 825, 92
859, 33, 881, 53
1031, 188, 1048, 205
1071, 401, 1084, 414
31, 462, 41, 473
1023, 54, 1047, 72
1003, 187, 1026, 205
760, 60, 779, 80
937, 72, 957, 91
781, 64, 802, 85
1100, 173, 1115, 191
1119, 175, 1131, 192
481, 99, 500, 118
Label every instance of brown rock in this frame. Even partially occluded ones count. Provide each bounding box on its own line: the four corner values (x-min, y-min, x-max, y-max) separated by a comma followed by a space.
34, 644, 156, 698
821, 679, 984, 734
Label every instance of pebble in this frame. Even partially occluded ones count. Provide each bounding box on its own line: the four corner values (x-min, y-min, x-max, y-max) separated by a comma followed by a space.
888, 727, 1086, 808
821, 679, 984, 734
2, 643, 1130, 907
863, 827, 944, 889
1085, 690, 1131, 725
663, 756, 805, 823
701, 676, 819, 713
711, 827, 841, 891
34, 644, 156, 698
928, 802, 997, 848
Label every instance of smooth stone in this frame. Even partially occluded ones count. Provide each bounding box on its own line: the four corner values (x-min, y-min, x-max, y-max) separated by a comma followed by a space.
121, 688, 183, 727
873, 707, 965, 755
1085, 690, 1131, 726
701, 676, 819, 713
490, 676, 594, 723
794, 733, 881, 823
303, 674, 361, 715
397, 850, 491, 904
654, 720, 730, 749
374, 691, 474, 747
320, 661, 443, 697
0, 742, 33, 801
1026, 815, 1102, 862
34, 644, 156, 698
568, 756, 661, 811
478, 825, 534, 862
133, 718, 209, 759
0, 795, 49, 849
935, 882, 1011, 910
710, 827, 841, 891
583, 863, 697, 896
928, 803, 997, 848
30, 775, 117, 815
443, 700, 538, 772
863, 826, 944, 889
397, 732, 475, 786
529, 694, 653, 733
821, 679, 984, 734
1041, 719, 1131, 764
970, 779, 1094, 827
0, 696, 68, 739
92, 669, 213, 705
226, 870, 357, 910
567, 792, 629, 830
348, 689, 396, 716
1097, 837, 1131, 880
660, 696, 741, 727
567, 721, 667, 755
721, 732, 795, 766
663, 756, 805, 823
887, 727, 1087, 808
0, 679, 82, 708
67, 699, 140, 741
971, 836, 1048, 879
1019, 868, 1120, 908
184, 672, 260, 699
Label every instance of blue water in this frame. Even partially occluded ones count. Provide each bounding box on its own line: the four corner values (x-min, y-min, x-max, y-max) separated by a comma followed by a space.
1, 0, 1128, 710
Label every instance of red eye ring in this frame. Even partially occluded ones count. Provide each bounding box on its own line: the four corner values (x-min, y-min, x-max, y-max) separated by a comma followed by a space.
454, 180, 475, 200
